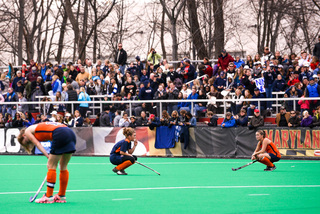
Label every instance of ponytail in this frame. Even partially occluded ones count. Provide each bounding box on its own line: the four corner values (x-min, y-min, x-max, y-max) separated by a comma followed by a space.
123, 127, 135, 138
257, 130, 266, 138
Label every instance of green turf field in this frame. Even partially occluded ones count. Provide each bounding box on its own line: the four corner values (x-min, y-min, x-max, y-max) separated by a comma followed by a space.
0, 156, 319, 214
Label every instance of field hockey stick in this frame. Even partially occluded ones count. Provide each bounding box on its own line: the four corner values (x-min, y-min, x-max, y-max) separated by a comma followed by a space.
232, 160, 258, 171
29, 175, 47, 202
136, 161, 160, 175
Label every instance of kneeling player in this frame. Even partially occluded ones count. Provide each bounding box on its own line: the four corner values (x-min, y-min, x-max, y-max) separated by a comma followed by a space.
110, 127, 137, 175
251, 130, 281, 171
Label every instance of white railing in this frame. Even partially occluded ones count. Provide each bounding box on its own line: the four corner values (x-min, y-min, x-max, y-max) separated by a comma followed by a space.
0, 94, 314, 118
168, 59, 218, 64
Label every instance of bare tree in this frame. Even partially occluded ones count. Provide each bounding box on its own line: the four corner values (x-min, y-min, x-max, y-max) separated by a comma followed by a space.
186, 0, 208, 59
313, 0, 320, 10
63, 0, 115, 62
18, 0, 24, 65
212, 0, 224, 58
24, 0, 54, 62
88, 0, 115, 61
160, 8, 167, 59
160, 0, 186, 61
0, 0, 53, 63
250, 0, 296, 54
56, 7, 68, 63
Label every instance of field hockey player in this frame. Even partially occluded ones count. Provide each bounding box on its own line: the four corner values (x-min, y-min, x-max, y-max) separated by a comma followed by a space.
110, 127, 137, 175
251, 130, 281, 171
17, 122, 76, 203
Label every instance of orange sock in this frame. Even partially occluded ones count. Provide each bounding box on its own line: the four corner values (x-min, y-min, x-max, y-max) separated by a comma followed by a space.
46, 169, 56, 197
259, 157, 274, 167
58, 170, 69, 197
116, 160, 132, 171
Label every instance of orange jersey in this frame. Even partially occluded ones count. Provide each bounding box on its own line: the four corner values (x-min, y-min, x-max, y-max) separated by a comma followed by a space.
34, 122, 67, 142
260, 141, 281, 158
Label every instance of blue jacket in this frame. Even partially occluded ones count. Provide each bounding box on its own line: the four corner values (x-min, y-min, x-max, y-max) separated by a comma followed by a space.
23, 117, 35, 127
187, 93, 199, 108
221, 116, 237, 128
74, 117, 84, 127
44, 74, 52, 82
149, 117, 161, 130
150, 117, 161, 127
7, 65, 12, 79
5, 91, 18, 108
139, 82, 154, 100
213, 77, 227, 91
234, 76, 241, 87
52, 79, 62, 95
236, 116, 248, 127
0, 80, 4, 91
234, 60, 245, 68
306, 83, 320, 97
40, 66, 47, 79
299, 72, 311, 82
272, 79, 287, 92
127, 66, 139, 77
263, 71, 277, 86
5, 91, 17, 102
285, 86, 303, 97
189, 117, 197, 126
178, 98, 189, 108
78, 92, 91, 107
12, 77, 25, 91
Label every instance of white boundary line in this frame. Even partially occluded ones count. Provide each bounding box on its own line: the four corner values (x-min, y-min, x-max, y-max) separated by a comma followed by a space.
112, 198, 132, 201
0, 161, 319, 166
1, 185, 320, 195
248, 194, 270, 196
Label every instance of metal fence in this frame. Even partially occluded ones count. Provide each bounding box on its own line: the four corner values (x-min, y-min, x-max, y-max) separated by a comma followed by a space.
1, 93, 315, 119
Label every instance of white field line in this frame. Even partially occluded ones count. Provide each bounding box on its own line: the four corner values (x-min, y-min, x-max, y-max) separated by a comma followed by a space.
0, 185, 320, 195
248, 194, 270, 196
0, 161, 319, 166
112, 198, 132, 201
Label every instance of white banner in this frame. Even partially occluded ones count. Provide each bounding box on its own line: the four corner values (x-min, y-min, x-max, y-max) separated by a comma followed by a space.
5, 128, 20, 153
0, 129, 5, 152
254, 78, 266, 93
93, 127, 148, 156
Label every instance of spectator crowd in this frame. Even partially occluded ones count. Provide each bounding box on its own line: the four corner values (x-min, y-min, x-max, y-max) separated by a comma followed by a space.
1, 35, 320, 130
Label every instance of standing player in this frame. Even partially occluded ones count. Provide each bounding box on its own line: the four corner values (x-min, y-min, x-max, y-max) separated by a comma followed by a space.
251, 130, 281, 171
17, 122, 76, 203
110, 127, 137, 175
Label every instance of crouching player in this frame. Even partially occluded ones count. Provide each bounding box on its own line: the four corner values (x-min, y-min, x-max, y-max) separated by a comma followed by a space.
110, 127, 137, 175
251, 130, 281, 171
17, 122, 76, 203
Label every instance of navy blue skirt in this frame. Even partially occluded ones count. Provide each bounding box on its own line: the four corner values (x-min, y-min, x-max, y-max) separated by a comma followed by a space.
51, 127, 76, 155
110, 154, 123, 165
269, 153, 280, 163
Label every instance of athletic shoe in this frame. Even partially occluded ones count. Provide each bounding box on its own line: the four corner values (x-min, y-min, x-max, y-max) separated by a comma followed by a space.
53, 194, 66, 203
112, 167, 118, 173
35, 194, 54, 204
264, 166, 271, 171
264, 165, 276, 171
117, 170, 128, 175
269, 165, 276, 171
